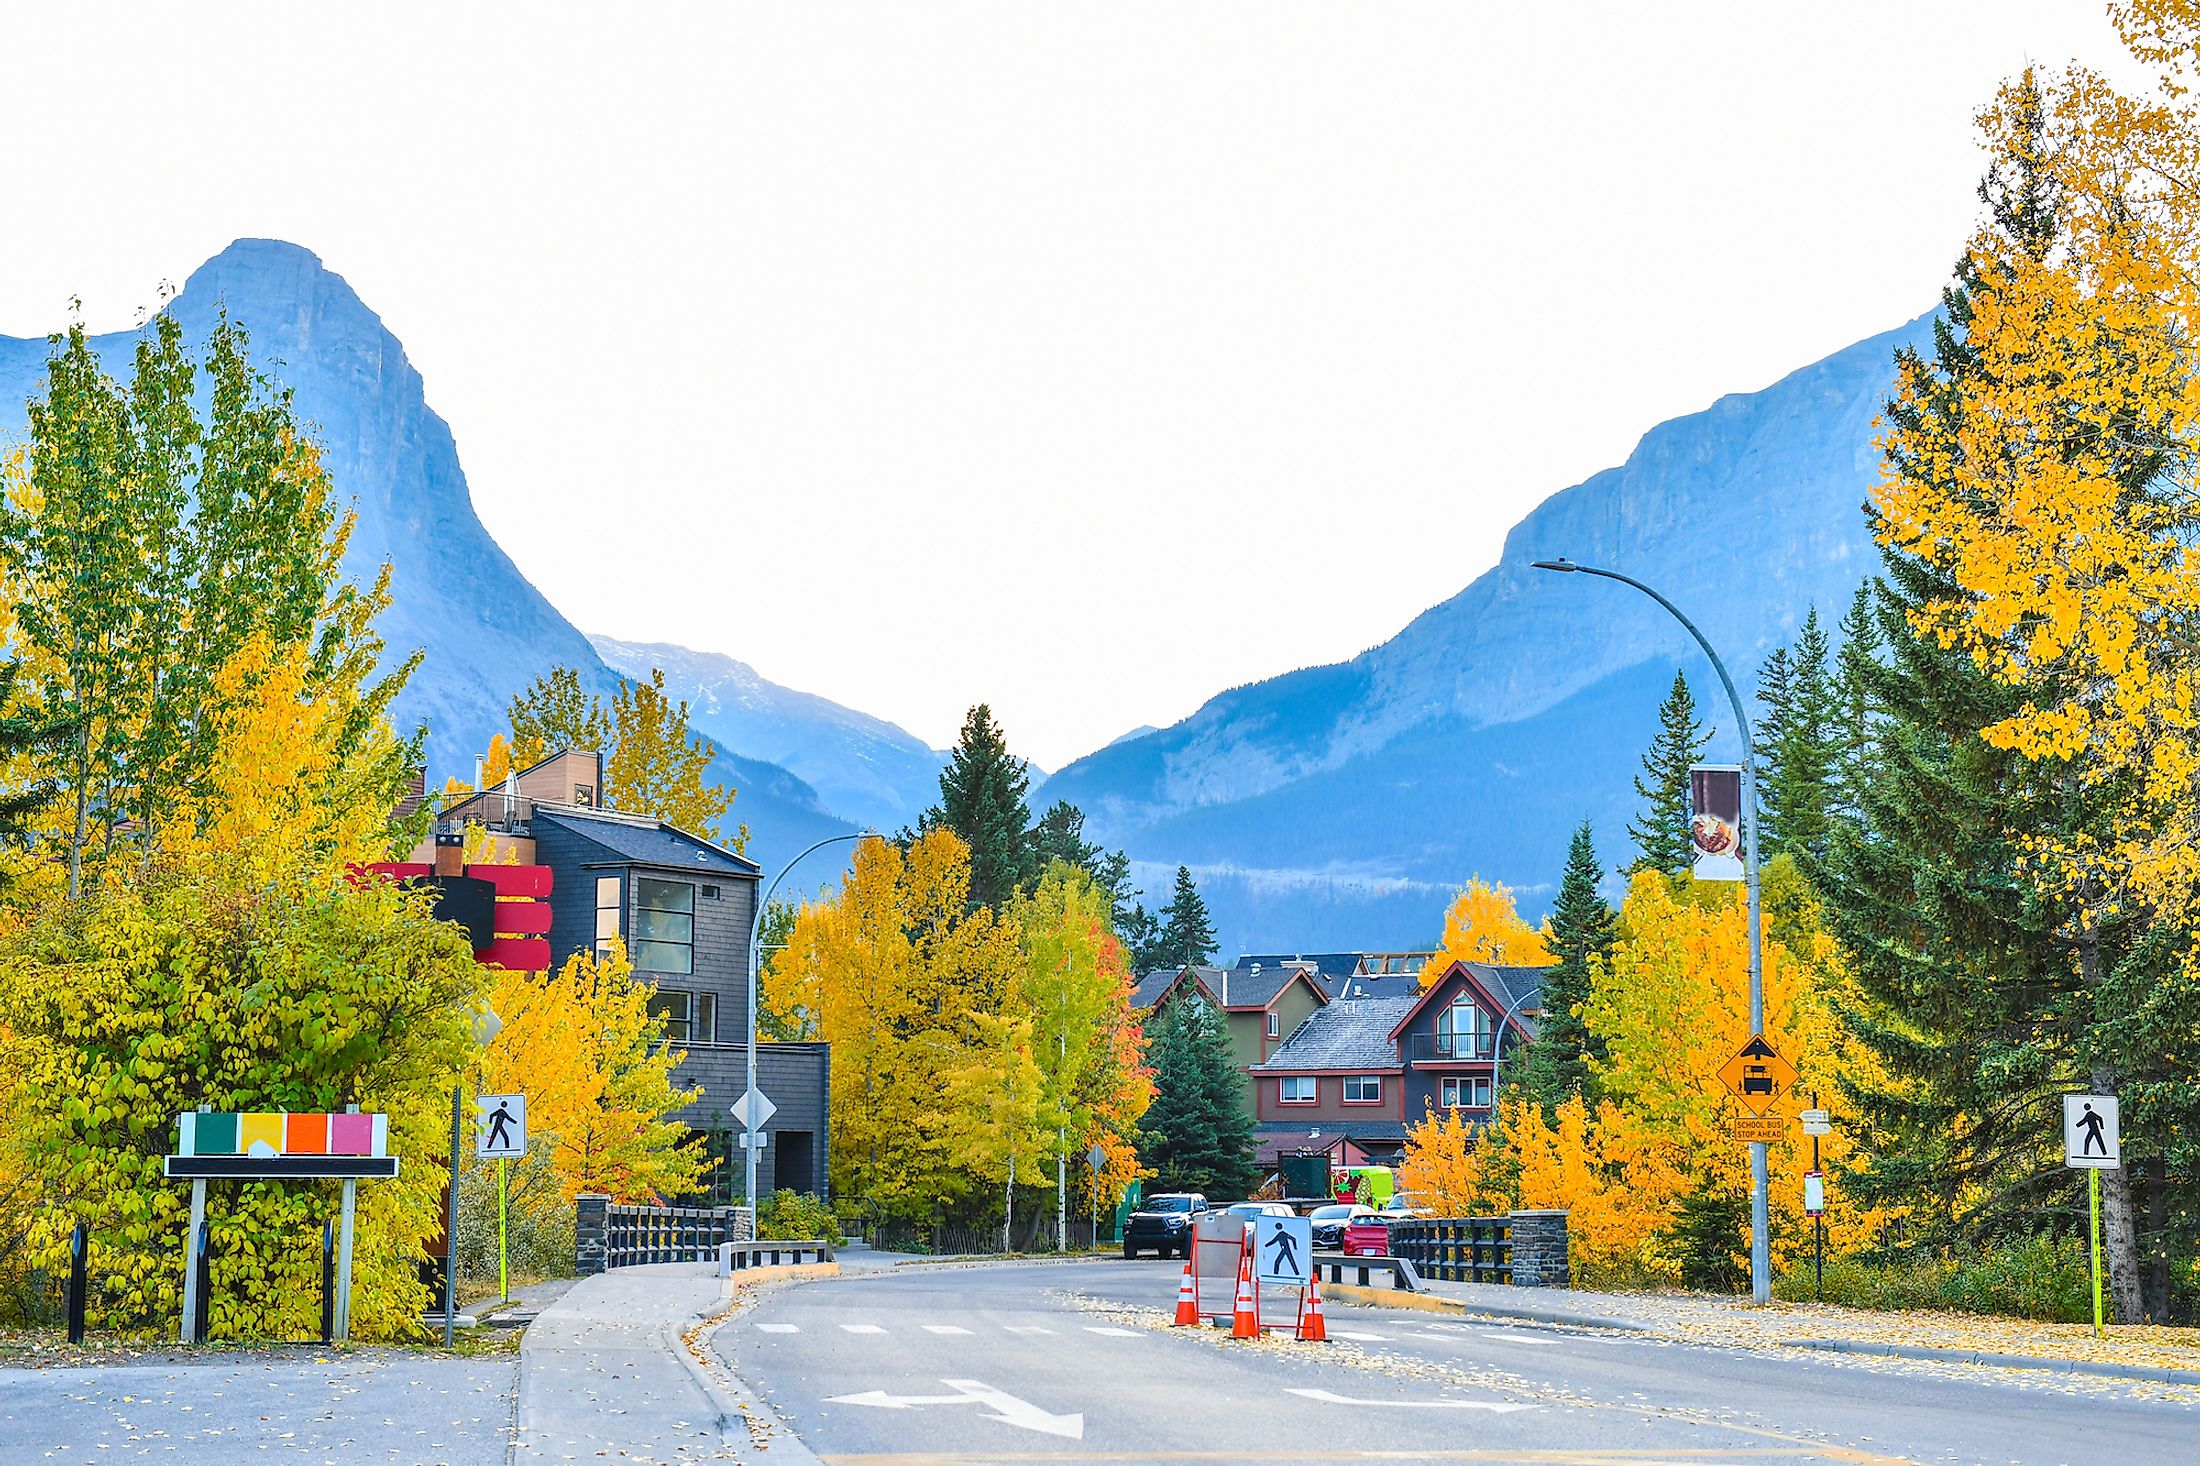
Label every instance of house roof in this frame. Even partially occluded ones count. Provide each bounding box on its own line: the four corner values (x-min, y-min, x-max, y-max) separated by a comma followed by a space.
1239, 952, 1364, 981
1131, 965, 1225, 1012
531, 806, 759, 876
1251, 996, 1419, 1073
1387, 959, 1550, 1042
1211, 962, 1328, 1011
1322, 972, 1426, 1002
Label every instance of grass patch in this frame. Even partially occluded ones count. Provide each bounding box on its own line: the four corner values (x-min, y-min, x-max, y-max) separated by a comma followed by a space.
1774, 1235, 2094, 1323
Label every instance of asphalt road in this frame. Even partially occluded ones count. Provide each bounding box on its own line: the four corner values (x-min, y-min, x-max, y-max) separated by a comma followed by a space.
718, 1257, 2200, 1466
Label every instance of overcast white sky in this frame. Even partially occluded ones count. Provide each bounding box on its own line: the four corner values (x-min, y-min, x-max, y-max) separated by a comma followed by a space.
0, 3, 2136, 769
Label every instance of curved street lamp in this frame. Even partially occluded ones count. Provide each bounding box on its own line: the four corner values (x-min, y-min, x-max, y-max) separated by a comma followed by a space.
744, 830, 884, 1214
1531, 557, 1770, 1304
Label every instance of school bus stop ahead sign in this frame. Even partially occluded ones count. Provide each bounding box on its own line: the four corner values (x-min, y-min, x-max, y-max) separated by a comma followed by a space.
1718, 1034, 1798, 1117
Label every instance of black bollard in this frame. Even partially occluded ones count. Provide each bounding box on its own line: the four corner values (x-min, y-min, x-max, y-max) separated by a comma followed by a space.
65, 1223, 87, 1346
320, 1220, 336, 1345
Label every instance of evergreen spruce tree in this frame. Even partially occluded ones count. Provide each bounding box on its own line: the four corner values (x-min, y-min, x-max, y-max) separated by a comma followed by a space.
929, 703, 1033, 910
1820, 81, 2198, 1317
1118, 902, 1169, 976
1029, 799, 1100, 877
1514, 821, 1613, 1110
1137, 997, 1255, 1195
1764, 608, 1837, 864
1825, 583, 1883, 831
1627, 672, 1710, 875
1160, 865, 1218, 969
1753, 643, 1794, 849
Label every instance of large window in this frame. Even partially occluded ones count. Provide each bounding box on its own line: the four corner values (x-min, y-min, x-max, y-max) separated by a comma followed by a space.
594, 876, 622, 962
1279, 1076, 1316, 1104
1436, 994, 1491, 1058
1342, 1075, 1383, 1103
634, 877, 694, 974
649, 988, 717, 1044
1440, 1075, 1493, 1110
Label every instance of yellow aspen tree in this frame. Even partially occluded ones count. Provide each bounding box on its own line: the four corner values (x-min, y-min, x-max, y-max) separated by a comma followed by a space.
1421, 878, 1555, 987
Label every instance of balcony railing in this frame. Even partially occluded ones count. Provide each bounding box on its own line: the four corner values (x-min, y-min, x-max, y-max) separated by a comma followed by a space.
1407, 1032, 1496, 1063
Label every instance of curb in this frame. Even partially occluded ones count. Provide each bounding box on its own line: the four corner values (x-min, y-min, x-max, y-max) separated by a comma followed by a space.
1783, 1337, 2200, 1386
1324, 1283, 1652, 1333
674, 1269, 833, 1464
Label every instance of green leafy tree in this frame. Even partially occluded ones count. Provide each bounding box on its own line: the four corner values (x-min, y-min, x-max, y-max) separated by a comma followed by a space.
1159, 866, 1218, 969
1137, 996, 1254, 1197
1627, 671, 1711, 876
508, 666, 612, 766
1514, 822, 1613, 1110
605, 669, 737, 845
928, 703, 1033, 910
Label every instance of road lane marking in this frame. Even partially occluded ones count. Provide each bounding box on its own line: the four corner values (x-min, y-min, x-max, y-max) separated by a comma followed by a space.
1285, 1387, 1537, 1413
825, 1378, 1083, 1438
755, 1323, 800, 1333
1333, 1330, 1390, 1341
922, 1324, 974, 1335
839, 1323, 888, 1334
1003, 1325, 1055, 1334
1082, 1326, 1141, 1337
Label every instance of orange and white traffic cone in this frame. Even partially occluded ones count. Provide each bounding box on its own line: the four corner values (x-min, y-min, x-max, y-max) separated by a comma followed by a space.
1173, 1256, 1199, 1327
1296, 1271, 1328, 1342
1230, 1248, 1259, 1339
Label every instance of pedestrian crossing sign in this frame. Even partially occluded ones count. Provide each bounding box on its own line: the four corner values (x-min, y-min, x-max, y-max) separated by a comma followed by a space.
476, 1093, 526, 1159
2063, 1094, 2119, 1170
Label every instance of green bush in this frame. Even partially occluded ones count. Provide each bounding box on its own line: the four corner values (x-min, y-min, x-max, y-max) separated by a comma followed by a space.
455, 1139, 575, 1285
1774, 1234, 2092, 1323
757, 1188, 844, 1245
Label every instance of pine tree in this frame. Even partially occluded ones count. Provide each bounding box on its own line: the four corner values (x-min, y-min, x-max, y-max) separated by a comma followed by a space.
1825, 584, 1883, 831
1762, 608, 1837, 863
1029, 800, 1100, 877
1137, 996, 1254, 1196
1627, 672, 1710, 875
930, 704, 1033, 911
1160, 866, 1218, 969
1754, 644, 1794, 848
1118, 902, 1168, 976
1514, 822, 1613, 1110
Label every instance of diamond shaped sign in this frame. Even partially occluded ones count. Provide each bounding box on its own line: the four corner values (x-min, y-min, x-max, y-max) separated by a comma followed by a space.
1716, 1034, 1797, 1117
729, 1086, 776, 1131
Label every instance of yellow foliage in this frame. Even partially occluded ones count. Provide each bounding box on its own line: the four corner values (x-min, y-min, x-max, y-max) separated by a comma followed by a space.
1421, 878, 1554, 986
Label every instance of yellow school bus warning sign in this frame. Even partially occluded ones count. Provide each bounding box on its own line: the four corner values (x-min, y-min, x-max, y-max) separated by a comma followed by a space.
1718, 1034, 1797, 1116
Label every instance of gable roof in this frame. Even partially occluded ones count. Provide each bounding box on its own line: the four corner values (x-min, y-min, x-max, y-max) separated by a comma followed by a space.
531, 805, 759, 876
1212, 962, 1329, 1011
1386, 959, 1550, 1041
1132, 965, 1223, 1012
1251, 996, 1419, 1073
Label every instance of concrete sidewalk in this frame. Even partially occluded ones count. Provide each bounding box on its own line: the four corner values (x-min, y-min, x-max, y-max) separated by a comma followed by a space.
512, 1262, 820, 1464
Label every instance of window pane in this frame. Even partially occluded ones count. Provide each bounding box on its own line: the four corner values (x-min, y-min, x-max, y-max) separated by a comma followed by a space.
596, 876, 620, 908
637, 877, 694, 913
635, 909, 693, 943
648, 990, 691, 1042
694, 993, 717, 1043
634, 939, 694, 975
596, 909, 621, 939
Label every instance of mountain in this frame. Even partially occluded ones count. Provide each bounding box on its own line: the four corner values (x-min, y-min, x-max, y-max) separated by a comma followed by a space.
0, 239, 858, 874
1045, 312, 1937, 953
589, 634, 945, 834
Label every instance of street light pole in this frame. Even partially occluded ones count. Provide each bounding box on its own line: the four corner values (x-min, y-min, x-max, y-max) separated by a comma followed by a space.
1532, 557, 1770, 1304
745, 830, 882, 1216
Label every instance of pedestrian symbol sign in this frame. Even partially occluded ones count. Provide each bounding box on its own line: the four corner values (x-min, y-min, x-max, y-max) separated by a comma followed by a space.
1717, 1034, 1796, 1116
2064, 1094, 2120, 1170
1254, 1214, 1313, 1287
475, 1093, 526, 1159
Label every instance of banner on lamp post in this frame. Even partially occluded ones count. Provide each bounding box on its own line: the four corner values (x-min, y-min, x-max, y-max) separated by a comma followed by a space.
1690, 764, 1744, 880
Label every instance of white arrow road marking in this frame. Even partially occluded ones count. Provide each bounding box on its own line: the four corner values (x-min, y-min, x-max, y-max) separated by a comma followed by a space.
1285, 1388, 1536, 1413
755, 1323, 800, 1333
826, 1379, 1084, 1438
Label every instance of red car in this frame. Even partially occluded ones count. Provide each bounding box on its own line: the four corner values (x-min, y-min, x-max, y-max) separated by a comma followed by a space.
1340, 1214, 1393, 1257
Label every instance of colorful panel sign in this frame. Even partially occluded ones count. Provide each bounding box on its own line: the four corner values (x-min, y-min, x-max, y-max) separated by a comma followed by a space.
1690, 764, 1744, 880
178, 1111, 386, 1159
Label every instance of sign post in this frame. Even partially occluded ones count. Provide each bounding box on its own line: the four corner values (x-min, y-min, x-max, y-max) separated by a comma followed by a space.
475, 1094, 527, 1303
2064, 1094, 2120, 1337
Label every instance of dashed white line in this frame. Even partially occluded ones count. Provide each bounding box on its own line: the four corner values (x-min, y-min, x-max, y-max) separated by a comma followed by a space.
1004, 1325, 1056, 1335
923, 1324, 974, 1335
1083, 1326, 1141, 1337
839, 1323, 888, 1335
1333, 1330, 1390, 1342
755, 1323, 800, 1334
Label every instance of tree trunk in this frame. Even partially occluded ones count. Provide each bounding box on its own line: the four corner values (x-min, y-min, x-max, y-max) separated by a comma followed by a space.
2089, 1058, 2146, 1325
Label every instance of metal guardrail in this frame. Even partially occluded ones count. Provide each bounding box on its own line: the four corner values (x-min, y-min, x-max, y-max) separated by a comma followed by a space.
1387, 1216, 1513, 1283
1311, 1250, 1421, 1291
720, 1238, 835, 1272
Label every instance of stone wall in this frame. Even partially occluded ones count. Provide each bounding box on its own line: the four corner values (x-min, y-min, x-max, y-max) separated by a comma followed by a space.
1508, 1208, 1570, 1288
576, 1193, 609, 1276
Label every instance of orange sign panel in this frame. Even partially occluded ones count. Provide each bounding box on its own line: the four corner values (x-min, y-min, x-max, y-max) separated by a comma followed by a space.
1717, 1034, 1798, 1116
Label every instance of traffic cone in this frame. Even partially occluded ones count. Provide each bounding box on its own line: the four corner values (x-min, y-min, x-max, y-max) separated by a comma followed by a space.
1230, 1247, 1259, 1339
1173, 1256, 1199, 1327
1296, 1271, 1328, 1342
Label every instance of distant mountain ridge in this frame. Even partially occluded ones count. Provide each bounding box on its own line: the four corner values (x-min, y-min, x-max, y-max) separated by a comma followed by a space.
0, 239, 859, 874
589, 634, 946, 834
1045, 311, 1935, 951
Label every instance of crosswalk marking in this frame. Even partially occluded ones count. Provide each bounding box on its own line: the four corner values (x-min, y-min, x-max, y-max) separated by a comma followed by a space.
1004, 1325, 1055, 1335
923, 1324, 974, 1335
1483, 1330, 1560, 1345
1082, 1326, 1141, 1337
839, 1323, 888, 1334
755, 1323, 800, 1334
1334, 1330, 1390, 1341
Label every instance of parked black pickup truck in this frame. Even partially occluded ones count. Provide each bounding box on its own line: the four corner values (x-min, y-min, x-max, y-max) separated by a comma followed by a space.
1121, 1192, 1209, 1258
